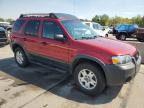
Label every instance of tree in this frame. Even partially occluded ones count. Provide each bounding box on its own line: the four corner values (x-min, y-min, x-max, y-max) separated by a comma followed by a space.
131, 15, 142, 26
91, 15, 139, 26
92, 14, 109, 26
5, 18, 14, 24
92, 15, 100, 24
100, 14, 109, 26
141, 16, 144, 27
0, 17, 4, 22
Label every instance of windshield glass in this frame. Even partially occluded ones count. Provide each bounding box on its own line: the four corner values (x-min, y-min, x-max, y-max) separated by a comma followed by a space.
62, 20, 98, 40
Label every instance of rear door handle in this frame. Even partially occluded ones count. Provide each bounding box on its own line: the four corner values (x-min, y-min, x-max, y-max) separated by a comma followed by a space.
41, 41, 47, 46
24, 38, 27, 41
22, 37, 27, 41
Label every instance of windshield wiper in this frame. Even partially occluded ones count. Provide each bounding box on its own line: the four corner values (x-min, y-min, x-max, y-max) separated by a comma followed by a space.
75, 36, 97, 40
81, 36, 97, 39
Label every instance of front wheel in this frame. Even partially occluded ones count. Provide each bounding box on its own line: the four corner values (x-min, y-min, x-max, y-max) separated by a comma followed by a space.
105, 34, 108, 37
74, 63, 106, 95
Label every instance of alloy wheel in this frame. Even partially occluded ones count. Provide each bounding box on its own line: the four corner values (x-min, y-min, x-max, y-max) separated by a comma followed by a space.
78, 69, 97, 90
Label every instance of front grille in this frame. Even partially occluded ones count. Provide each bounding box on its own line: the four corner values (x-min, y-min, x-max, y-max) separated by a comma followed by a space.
0, 31, 6, 38
0, 31, 7, 43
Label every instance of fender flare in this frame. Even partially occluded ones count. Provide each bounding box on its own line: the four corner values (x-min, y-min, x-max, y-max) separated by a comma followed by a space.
11, 42, 30, 59
70, 55, 107, 74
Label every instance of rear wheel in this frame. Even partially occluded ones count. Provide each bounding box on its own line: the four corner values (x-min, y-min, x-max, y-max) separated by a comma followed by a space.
74, 63, 106, 95
137, 37, 144, 42
14, 48, 29, 67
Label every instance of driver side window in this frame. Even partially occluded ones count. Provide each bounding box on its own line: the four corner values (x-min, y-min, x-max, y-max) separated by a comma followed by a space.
42, 21, 63, 39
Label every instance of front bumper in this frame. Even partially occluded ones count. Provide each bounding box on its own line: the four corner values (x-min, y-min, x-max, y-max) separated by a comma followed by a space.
0, 38, 9, 45
104, 55, 141, 86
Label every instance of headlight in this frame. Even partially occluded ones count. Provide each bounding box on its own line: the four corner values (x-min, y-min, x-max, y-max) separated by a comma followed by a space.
112, 55, 132, 64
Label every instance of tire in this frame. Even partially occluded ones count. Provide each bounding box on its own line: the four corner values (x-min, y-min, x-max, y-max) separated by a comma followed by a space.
118, 33, 126, 41
116, 35, 120, 40
105, 34, 108, 37
14, 48, 29, 67
74, 63, 106, 95
137, 37, 144, 42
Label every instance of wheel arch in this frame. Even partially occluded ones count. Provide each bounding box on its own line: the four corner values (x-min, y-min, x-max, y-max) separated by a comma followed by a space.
11, 43, 24, 52
71, 55, 107, 81
118, 32, 128, 37
11, 43, 29, 59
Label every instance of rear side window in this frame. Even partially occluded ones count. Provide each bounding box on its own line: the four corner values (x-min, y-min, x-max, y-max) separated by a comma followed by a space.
42, 21, 63, 39
24, 20, 40, 37
12, 20, 25, 33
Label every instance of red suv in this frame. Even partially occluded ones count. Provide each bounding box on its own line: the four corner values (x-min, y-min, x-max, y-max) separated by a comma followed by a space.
10, 13, 141, 95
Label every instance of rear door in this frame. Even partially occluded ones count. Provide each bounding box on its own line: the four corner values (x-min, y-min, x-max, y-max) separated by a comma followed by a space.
11, 19, 26, 45
23, 19, 41, 55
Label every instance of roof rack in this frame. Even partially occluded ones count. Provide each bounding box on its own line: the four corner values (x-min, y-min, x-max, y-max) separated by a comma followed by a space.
19, 13, 79, 20
19, 13, 58, 19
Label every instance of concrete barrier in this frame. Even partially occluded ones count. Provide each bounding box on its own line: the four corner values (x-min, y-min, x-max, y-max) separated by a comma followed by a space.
128, 41, 144, 64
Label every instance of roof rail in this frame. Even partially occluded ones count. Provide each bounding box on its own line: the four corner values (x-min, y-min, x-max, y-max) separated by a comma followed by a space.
19, 13, 58, 19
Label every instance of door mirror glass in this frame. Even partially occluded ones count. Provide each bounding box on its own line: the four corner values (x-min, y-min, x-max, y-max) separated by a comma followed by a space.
54, 34, 65, 41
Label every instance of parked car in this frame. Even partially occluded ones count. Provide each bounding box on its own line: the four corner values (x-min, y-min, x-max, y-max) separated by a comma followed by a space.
10, 13, 141, 95
0, 22, 12, 34
108, 26, 114, 34
0, 22, 12, 31
136, 28, 144, 42
102, 26, 112, 36
83, 22, 108, 37
0, 27, 8, 45
113, 24, 138, 41
0, 22, 12, 40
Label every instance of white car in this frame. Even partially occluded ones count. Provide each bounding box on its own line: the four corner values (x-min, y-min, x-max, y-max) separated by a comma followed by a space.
83, 22, 108, 37
103, 26, 113, 34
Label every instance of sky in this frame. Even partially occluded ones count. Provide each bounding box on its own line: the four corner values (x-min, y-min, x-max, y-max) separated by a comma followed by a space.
0, 0, 144, 20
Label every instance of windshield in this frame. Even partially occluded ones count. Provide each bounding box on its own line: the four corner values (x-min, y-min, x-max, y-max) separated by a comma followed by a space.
62, 20, 98, 40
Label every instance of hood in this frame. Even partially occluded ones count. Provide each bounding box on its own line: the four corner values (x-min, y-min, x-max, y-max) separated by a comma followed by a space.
77, 37, 136, 56
0, 27, 5, 31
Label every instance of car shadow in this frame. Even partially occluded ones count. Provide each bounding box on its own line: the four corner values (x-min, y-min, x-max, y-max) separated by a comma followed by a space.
50, 78, 123, 105
0, 57, 123, 105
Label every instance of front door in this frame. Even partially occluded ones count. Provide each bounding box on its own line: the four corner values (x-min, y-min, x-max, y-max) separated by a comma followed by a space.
39, 20, 69, 69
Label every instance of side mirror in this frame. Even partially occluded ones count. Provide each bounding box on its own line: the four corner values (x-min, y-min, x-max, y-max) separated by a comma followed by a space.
54, 34, 66, 42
